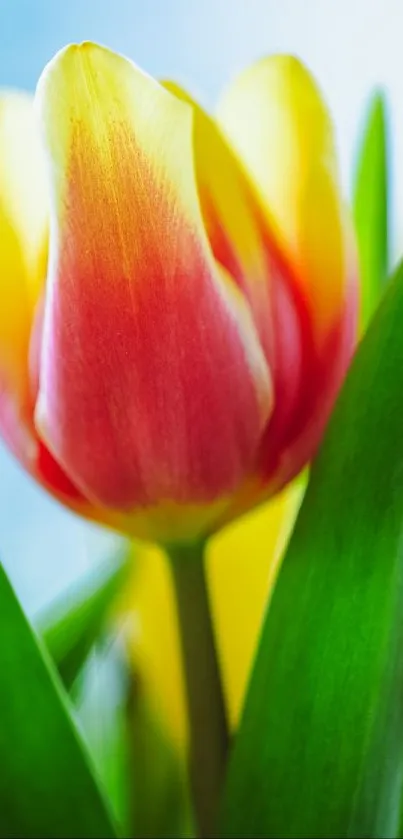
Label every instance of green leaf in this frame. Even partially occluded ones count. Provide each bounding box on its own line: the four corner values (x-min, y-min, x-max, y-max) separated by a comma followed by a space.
0, 561, 117, 838
128, 681, 194, 838
74, 637, 131, 836
353, 90, 390, 329
38, 548, 130, 689
76, 636, 193, 839
220, 261, 403, 838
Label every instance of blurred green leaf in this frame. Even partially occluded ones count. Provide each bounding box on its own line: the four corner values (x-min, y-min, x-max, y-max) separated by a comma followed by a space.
38, 548, 130, 689
0, 561, 117, 838
74, 636, 131, 836
221, 260, 403, 838
75, 632, 193, 839
128, 680, 194, 838
353, 90, 389, 329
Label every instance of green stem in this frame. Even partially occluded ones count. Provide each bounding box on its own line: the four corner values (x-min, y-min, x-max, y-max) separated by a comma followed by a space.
167, 541, 229, 838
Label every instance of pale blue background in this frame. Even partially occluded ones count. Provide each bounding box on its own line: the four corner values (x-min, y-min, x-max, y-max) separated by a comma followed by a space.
0, 0, 401, 614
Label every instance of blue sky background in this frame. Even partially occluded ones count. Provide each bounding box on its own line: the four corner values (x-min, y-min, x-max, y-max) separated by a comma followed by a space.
0, 0, 401, 614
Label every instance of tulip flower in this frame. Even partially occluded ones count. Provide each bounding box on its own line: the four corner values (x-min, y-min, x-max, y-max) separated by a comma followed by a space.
0, 44, 357, 546
0, 44, 358, 838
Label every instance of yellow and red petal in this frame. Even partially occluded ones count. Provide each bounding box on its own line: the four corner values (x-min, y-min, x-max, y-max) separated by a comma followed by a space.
0, 93, 48, 462
163, 81, 273, 357
0, 93, 95, 517
163, 82, 306, 474
34, 43, 271, 531
217, 55, 353, 345
218, 56, 358, 496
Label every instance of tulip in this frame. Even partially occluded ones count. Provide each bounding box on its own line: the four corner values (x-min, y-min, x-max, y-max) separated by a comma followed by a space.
0, 44, 357, 546
0, 45, 358, 838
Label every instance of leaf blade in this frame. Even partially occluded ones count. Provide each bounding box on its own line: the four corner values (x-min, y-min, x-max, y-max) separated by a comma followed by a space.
0, 561, 118, 838
221, 261, 403, 838
353, 90, 390, 328
38, 548, 130, 689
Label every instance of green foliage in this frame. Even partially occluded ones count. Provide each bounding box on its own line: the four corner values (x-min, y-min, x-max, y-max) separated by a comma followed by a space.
0, 561, 117, 838
353, 90, 390, 329
74, 637, 131, 836
221, 260, 403, 838
128, 682, 194, 838
38, 548, 130, 689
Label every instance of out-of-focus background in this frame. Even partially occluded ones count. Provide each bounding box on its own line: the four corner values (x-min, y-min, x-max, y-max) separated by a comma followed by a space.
0, 0, 400, 614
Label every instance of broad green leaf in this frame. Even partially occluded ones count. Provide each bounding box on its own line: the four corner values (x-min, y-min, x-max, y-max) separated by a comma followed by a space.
38, 548, 130, 688
353, 90, 389, 329
0, 561, 117, 838
221, 261, 403, 838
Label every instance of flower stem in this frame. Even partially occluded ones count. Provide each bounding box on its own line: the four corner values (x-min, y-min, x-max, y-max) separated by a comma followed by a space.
167, 540, 229, 838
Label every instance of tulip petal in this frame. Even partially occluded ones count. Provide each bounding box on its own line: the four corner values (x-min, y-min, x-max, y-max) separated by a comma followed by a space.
163, 82, 306, 462
0, 97, 94, 512
163, 81, 274, 359
217, 56, 348, 342
34, 43, 272, 526
125, 541, 189, 753
218, 56, 358, 498
207, 478, 304, 728
0, 93, 48, 459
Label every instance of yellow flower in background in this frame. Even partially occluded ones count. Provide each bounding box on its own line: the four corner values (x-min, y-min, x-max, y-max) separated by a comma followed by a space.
126, 480, 304, 753
0, 44, 356, 546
